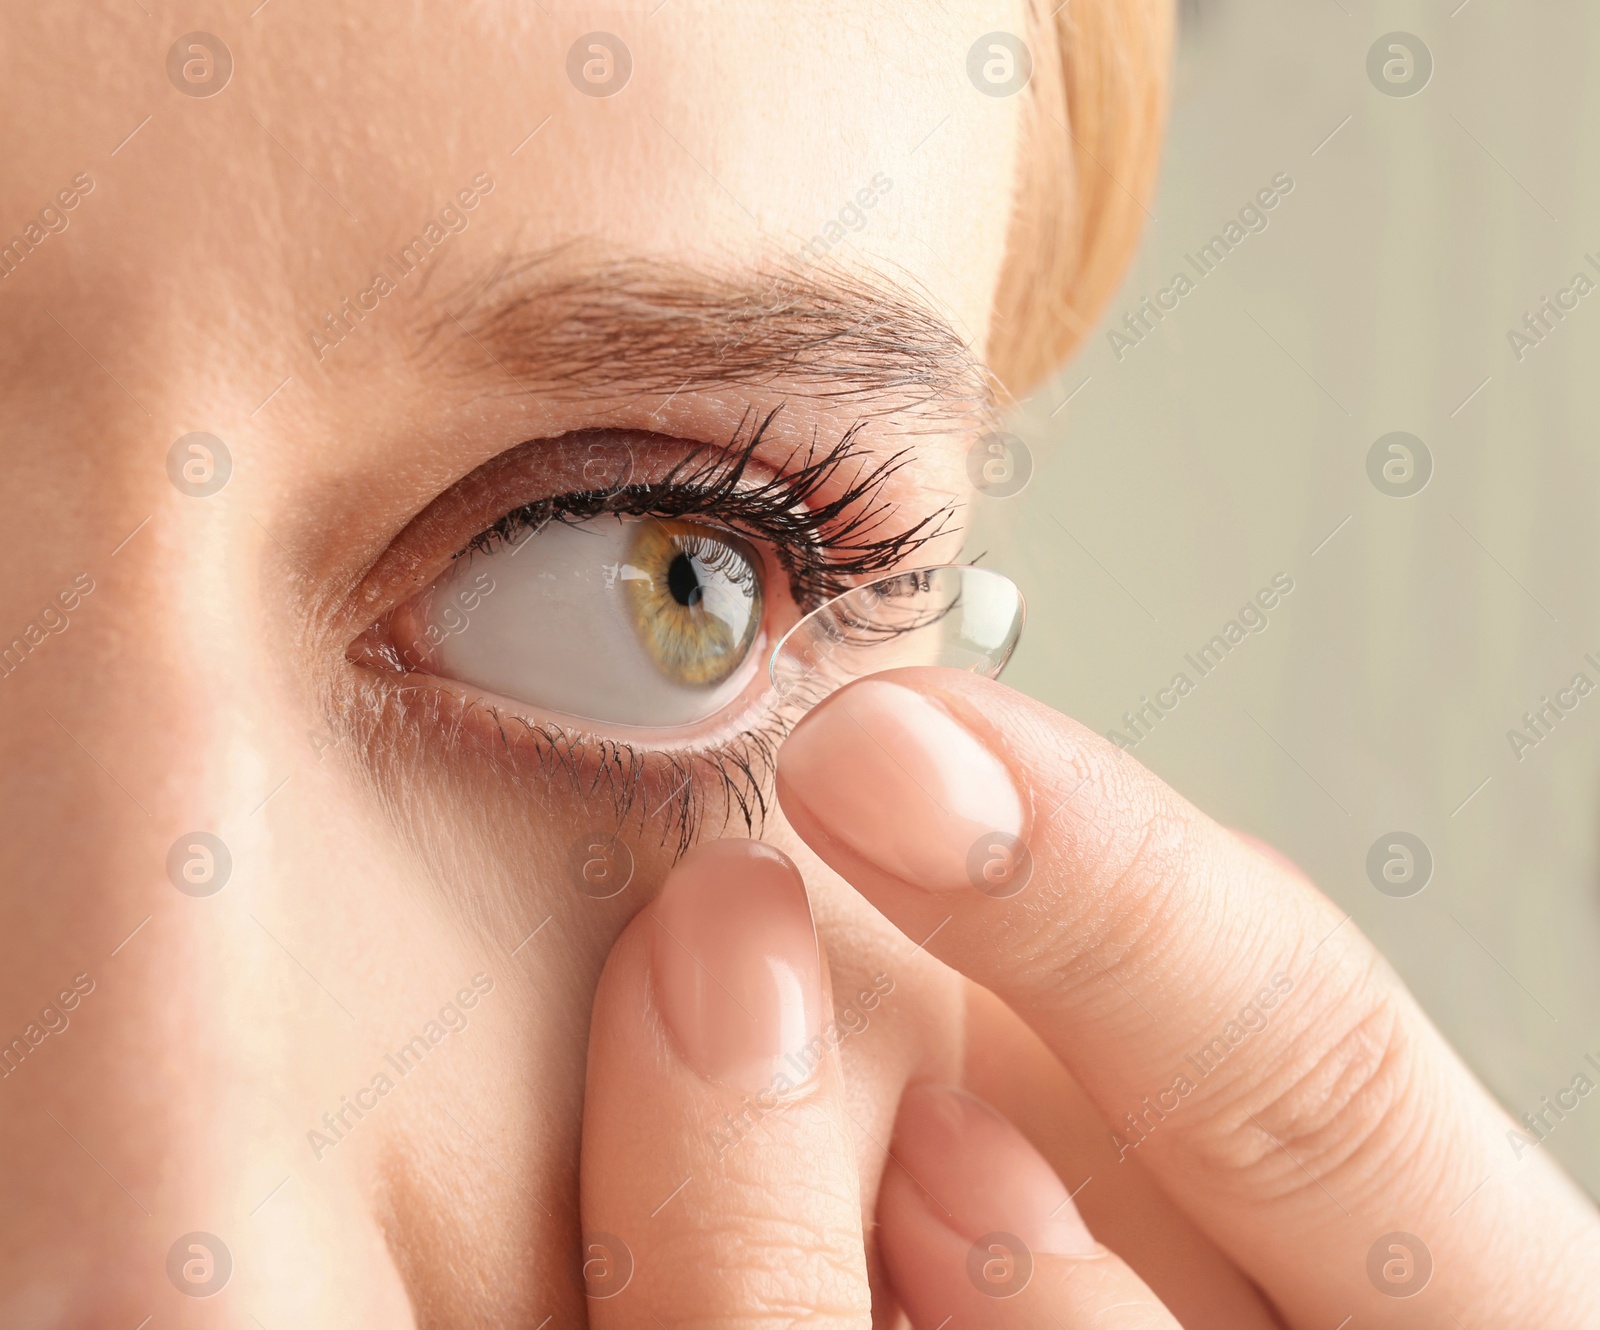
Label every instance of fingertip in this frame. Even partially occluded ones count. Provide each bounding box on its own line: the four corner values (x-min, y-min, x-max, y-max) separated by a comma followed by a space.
877, 1084, 1112, 1328
885, 1084, 1096, 1260
776, 674, 1030, 894
649, 836, 821, 1094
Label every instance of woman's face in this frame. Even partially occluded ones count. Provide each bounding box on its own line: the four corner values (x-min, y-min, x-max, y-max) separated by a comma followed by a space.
0, 5, 1026, 1324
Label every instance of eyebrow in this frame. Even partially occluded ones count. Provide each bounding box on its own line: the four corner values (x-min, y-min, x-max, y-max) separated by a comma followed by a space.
421, 246, 998, 431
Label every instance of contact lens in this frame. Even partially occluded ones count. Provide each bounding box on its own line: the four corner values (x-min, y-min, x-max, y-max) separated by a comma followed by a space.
768, 565, 1024, 706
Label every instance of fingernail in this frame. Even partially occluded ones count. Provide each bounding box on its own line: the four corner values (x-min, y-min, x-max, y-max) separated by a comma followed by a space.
777, 679, 1027, 892
650, 839, 823, 1094
893, 1085, 1096, 1257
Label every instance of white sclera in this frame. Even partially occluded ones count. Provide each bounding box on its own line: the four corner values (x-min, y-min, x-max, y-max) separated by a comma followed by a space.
419, 518, 761, 728
768, 565, 1024, 706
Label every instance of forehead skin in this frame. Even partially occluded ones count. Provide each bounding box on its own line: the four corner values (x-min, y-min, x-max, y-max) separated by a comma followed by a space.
0, 1, 1025, 621
0, 4, 1019, 421
0, 2, 1026, 1323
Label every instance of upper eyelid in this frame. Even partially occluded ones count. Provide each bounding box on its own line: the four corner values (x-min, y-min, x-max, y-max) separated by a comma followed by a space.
463, 424, 958, 610
341, 430, 714, 625
344, 418, 960, 644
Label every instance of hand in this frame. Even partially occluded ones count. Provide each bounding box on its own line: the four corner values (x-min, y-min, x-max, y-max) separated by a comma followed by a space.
578, 837, 1177, 1327
770, 668, 1600, 1326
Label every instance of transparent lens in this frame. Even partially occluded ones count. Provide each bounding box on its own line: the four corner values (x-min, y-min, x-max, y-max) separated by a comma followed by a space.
769, 565, 1024, 706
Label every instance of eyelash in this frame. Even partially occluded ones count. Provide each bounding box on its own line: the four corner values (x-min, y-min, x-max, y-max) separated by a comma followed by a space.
462, 406, 955, 614
406, 406, 958, 856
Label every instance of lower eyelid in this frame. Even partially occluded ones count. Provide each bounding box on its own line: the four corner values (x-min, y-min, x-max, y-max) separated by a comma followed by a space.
350, 665, 796, 857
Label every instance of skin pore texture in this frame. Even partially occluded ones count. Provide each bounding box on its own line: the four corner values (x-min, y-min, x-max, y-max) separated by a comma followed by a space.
9, 5, 1600, 1328
6, 0, 1478, 1325
0, 4, 1031, 1326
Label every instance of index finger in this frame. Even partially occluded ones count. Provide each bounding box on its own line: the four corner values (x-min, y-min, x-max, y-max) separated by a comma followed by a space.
775, 668, 1600, 1327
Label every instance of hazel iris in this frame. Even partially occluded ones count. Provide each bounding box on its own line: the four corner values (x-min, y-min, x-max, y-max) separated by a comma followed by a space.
622, 519, 763, 687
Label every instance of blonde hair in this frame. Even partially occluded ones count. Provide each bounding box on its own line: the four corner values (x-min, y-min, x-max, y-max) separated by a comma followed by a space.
988, 0, 1175, 397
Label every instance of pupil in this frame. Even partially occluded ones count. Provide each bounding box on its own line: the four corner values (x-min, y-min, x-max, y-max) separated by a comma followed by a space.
667, 552, 703, 609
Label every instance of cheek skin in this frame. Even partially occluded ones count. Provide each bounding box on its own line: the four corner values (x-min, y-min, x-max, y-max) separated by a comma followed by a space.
325, 653, 972, 1314
0, 1, 1011, 1321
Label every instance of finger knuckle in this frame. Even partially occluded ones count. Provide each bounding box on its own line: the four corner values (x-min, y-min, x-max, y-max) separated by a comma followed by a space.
649, 1196, 872, 1328
1195, 956, 1416, 1197
653, 1255, 869, 1327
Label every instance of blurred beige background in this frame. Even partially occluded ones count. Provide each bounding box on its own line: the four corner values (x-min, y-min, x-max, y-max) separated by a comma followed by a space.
973, 0, 1600, 1195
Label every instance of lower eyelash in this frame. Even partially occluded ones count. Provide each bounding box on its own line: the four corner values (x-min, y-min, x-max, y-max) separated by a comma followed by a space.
504, 707, 788, 859
337, 663, 798, 860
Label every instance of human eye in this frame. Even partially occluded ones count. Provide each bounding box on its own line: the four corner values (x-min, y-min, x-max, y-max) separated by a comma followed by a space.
394, 512, 768, 728
348, 414, 955, 836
